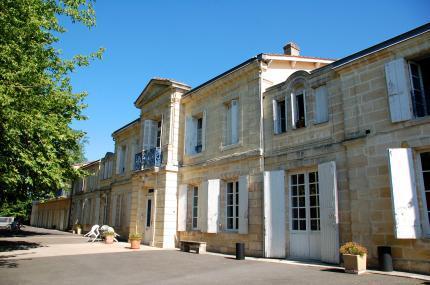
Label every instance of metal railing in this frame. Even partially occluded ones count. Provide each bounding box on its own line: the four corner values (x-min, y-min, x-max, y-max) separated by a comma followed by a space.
134, 147, 162, 170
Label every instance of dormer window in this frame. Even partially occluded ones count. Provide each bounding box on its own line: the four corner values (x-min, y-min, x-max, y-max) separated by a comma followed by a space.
291, 90, 307, 129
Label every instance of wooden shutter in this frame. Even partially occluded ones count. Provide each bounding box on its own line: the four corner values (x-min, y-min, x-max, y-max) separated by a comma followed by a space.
238, 175, 249, 234
290, 93, 297, 129
198, 181, 208, 231
177, 184, 188, 231
94, 197, 100, 225
263, 170, 286, 258
231, 100, 239, 144
185, 116, 196, 155
385, 58, 412, 122
388, 148, 422, 238
315, 86, 329, 123
202, 110, 207, 151
149, 120, 158, 149
143, 120, 153, 150
207, 179, 220, 233
115, 146, 121, 174
272, 99, 280, 134
318, 161, 340, 264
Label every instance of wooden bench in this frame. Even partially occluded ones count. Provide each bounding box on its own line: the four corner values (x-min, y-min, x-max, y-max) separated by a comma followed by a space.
180, 240, 207, 254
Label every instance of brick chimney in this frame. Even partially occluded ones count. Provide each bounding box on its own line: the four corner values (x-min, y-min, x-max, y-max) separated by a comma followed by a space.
283, 42, 300, 56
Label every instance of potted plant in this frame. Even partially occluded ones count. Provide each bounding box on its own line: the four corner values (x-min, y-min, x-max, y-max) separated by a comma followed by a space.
129, 232, 142, 249
75, 224, 82, 235
103, 231, 115, 244
340, 242, 368, 274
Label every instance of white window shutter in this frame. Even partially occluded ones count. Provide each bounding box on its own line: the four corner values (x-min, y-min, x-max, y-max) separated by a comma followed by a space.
177, 184, 188, 231
388, 148, 422, 238
207, 179, 220, 233
385, 59, 412, 122
272, 100, 280, 134
290, 93, 297, 129
143, 120, 153, 150
238, 175, 249, 234
198, 181, 208, 231
94, 197, 100, 224
126, 192, 131, 226
318, 161, 340, 264
231, 100, 239, 144
149, 120, 158, 149
185, 116, 196, 155
263, 170, 286, 258
111, 195, 117, 226
116, 146, 121, 174
315, 86, 329, 123
202, 110, 207, 151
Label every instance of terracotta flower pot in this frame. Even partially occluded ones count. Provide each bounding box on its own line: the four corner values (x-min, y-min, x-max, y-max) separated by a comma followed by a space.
343, 254, 367, 274
130, 239, 141, 249
105, 235, 114, 244
76, 228, 82, 235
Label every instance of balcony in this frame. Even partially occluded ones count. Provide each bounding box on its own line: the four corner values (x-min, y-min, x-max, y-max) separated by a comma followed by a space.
134, 147, 162, 171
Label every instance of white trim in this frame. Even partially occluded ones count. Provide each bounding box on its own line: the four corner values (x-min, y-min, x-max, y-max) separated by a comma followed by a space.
416, 150, 430, 237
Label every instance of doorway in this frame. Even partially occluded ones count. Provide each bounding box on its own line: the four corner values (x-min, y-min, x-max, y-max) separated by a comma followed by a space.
144, 191, 154, 244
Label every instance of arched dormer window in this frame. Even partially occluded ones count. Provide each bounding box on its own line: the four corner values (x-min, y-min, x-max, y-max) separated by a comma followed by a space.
290, 82, 307, 129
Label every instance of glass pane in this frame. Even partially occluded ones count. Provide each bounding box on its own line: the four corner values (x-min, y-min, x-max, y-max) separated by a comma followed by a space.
192, 218, 197, 228
426, 192, 430, 210
299, 197, 305, 207
193, 198, 198, 207
299, 208, 306, 219
298, 185, 305, 196
227, 194, 233, 205
421, 152, 430, 171
310, 207, 317, 218
227, 206, 233, 217
236, 217, 239, 230
423, 172, 430, 190
299, 220, 306, 230
293, 220, 298, 230
227, 218, 233, 229
311, 219, 317, 231
235, 205, 239, 216
310, 184, 317, 195
310, 196, 316, 207
309, 172, 315, 183
292, 186, 297, 196
298, 174, 304, 184
291, 175, 297, 185
227, 182, 233, 194
292, 197, 298, 207
293, 209, 298, 219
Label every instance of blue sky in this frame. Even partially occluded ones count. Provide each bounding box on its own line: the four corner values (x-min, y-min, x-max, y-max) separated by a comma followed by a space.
59, 0, 430, 162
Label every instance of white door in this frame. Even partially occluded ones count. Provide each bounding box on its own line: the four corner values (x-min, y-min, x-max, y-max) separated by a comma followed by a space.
144, 193, 154, 244
289, 171, 321, 260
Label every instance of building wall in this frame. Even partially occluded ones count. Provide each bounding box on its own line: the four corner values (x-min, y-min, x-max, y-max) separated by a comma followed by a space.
31, 198, 70, 231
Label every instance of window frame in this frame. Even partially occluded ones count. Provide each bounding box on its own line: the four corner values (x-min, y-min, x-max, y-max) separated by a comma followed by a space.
289, 170, 320, 233
408, 59, 430, 118
417, 150, 430, 236
225, 180, 239, 231
224, 99, 240, 147
192, 186, 199, 230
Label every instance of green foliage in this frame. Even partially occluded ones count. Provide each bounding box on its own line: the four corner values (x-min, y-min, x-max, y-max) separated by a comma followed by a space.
0, 199, 32, 222
129, 232, 142, 240
339, 242, 368, 256
0, 0, 103, 215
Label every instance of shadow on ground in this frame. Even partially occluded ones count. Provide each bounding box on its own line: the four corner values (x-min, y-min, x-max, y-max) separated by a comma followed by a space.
0, 228, 53, 238
0, 258, 19, 269
0, 240, 43, 252
320, 268, 345, 273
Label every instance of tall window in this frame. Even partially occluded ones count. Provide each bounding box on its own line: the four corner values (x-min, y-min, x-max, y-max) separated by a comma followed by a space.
118, 145, 126, 174
293, 93, 306, 128
156, 121, 162, 148
195, 118, 203, 153
185, 113, 205, 155
409, 58, 430, 118
192, 186, 199, 229
290, 171, 320, 231
274, 99, 287, 134
115, 195, 122, 227
420, 152, 430, 224
226, 181, 239, 230
225, 99, 239, 145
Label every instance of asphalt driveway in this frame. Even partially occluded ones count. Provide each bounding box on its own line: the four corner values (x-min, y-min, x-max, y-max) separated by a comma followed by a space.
0, 227, 427, 285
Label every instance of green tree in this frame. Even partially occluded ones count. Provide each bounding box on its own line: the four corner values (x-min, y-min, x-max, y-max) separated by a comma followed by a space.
0, 0, 103, 219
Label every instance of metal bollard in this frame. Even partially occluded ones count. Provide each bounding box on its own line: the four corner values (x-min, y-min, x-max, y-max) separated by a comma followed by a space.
378, 246, 393, 272
236, 243, 245, 260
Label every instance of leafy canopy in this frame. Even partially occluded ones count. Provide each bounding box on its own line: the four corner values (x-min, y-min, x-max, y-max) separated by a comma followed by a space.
0, 0, 103, 217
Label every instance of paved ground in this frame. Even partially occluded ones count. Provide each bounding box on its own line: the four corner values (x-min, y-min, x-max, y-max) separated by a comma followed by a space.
0, 227, 427, 285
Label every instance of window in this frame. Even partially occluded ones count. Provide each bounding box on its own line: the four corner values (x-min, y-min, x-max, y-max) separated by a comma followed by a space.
409, 58, 430, 118
146, 197, 152, 227
314, 85, 329, 124
185, 112, 206, 155
290, 171, 320, 231
292, 92, 306, 129
192, 186, 199, 229
117, 145, 126, 174
273, 99, 287, 134
156, 121, 162, 148
225, 100, 239, 145
196, 118, 203, 153
420, 152, 430, 225
115, 195, 122, 227
226, 181, 239, 230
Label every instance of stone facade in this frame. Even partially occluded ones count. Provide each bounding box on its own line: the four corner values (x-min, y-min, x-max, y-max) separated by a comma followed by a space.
31, 24, 430, 274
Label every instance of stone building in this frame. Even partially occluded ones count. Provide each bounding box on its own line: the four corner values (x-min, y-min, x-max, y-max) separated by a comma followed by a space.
30, 23, 430, 274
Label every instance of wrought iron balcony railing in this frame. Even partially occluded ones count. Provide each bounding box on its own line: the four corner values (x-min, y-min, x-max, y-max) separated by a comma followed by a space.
134, 147, 162, 171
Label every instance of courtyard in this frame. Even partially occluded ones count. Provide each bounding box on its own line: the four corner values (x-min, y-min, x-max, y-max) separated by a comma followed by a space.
0, 227, 427, 285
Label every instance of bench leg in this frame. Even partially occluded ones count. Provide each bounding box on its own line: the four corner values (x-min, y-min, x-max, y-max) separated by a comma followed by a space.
183, 244, 190, 252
